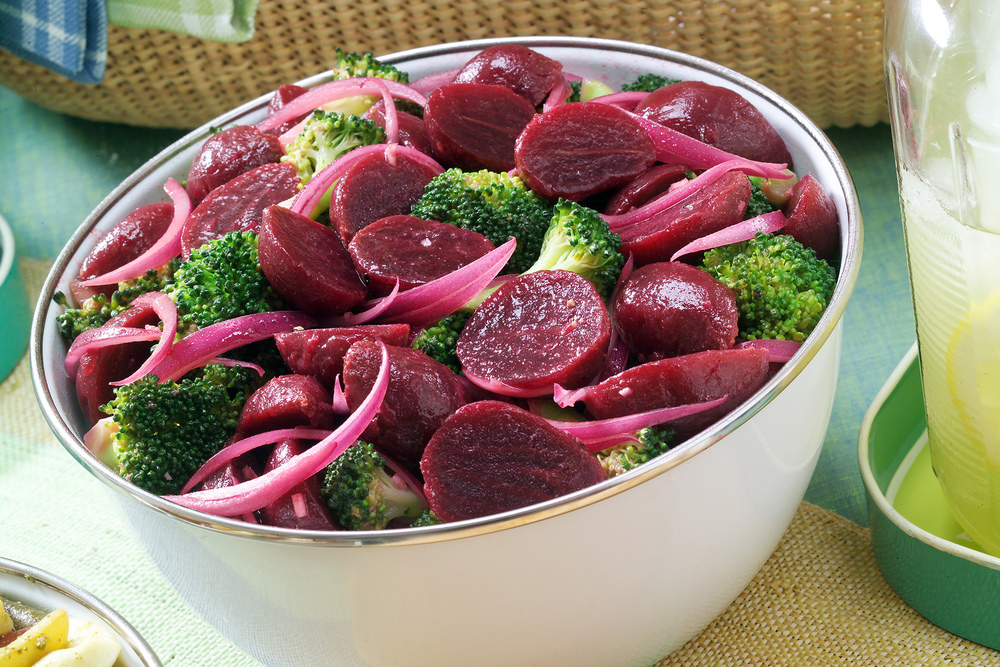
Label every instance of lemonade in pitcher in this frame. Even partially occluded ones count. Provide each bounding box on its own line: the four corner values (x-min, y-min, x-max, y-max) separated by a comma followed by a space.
886, 0, 1000, 556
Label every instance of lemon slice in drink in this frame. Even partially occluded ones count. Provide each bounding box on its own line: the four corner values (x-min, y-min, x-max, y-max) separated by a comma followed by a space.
946, 292, 1000, 469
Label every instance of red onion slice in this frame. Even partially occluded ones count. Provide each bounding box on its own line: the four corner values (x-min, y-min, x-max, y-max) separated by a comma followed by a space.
163, 343, 390, 516
670, 211, 786, 261
461, 370, 555, 399
64, 325, 162, 377
735, 338, 802, 363
409, 69, 459, 94
369, 78, 399, 145
326, 281, 401, 327
542, 75, 571, 113
552, 383, 595, 408
209, 357, 266, 376
603, 159, 786, 230
79, 179, 190, 287
350, 237, 516, 327
624, 111, 790, 179
546, 397, 728, 451
181, 427, 335, 494
332, 374, 350, 414
110, 292, 179, 386
588, 91, 647, 109
149, 311, 317, 382
257, 78, 428, 133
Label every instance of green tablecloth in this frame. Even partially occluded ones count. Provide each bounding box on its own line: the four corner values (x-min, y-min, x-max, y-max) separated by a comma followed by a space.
0, 84, 919, 664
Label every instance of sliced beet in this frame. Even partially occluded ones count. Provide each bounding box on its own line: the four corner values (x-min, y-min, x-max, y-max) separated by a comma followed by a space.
634, 81, 793, 166
185, 125, 284, 207
330, 151, 439, 245
198, 461, 259, 523
604, 163, 690, 215
582, 347, 770, 440
450, 45, 563, 107
782, 173, 840, 263
74, 304, 159, 424
365, 100, 432, 155
456, 270, 611, 393
343, 341, 467, 474
260, 438, 338, 530
265, 84, 310, 135
514, 102, 656, 202
74, 201, 174, 302
617, 171, 750, 266
347, 215, 496, 296
235, 374, 337, 436
180, 161, 300, 260
420, 400, 607, 522
613, 262, 738, 361
424, 83, 537, 172
258, 205, 367, 315
274, 324, 411, 389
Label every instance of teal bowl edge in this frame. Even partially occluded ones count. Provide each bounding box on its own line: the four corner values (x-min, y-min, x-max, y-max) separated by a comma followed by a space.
859, 342, 1000, 650
0, 213, 31, 382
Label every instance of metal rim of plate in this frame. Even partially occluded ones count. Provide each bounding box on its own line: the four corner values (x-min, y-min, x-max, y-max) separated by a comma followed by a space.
0, 556, 162, 666
859, 341, 1000, 650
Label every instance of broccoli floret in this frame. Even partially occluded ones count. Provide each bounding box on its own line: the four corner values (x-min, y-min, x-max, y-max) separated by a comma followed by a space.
410, 509, 442, 527
620, 73, 681, 93
701, 232, 836, 342
410, 310, 472, 374
55, 259, 180, 341
282, 110, 386, 184
101, 364, 252, 495
597, 426, 675, 477
332, 48, 409, 83
410, 168, 554, 274
524, 199, 625, 298
167, 231, 282, 330
567, 80, 582, 103
745, 176, 780, 219
321, 441, 427, 530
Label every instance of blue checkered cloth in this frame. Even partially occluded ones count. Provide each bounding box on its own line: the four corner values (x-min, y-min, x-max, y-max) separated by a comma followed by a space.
0, 0, 107, 83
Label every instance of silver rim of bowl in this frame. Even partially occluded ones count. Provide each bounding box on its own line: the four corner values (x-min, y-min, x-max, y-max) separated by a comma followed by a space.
30, 36, 862, 547
0, 212, 14, 290
0, 556, 162, 666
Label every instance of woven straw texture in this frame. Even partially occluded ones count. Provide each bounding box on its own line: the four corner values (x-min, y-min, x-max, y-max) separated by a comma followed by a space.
0, 0, 886, 130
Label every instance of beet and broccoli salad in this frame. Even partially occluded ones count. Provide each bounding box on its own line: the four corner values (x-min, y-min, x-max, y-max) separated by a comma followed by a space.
55, 45, 841, 530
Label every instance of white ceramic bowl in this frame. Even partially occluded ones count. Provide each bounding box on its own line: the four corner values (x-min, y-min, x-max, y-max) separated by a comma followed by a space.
0, 557, 161, 666
31, 37, 862, 667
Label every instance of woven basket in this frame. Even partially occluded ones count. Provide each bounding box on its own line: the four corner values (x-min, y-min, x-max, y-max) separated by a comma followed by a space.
0, 0, 887, 130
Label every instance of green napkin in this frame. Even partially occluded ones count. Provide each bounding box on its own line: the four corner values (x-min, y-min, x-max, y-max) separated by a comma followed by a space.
106, 0, 259, 42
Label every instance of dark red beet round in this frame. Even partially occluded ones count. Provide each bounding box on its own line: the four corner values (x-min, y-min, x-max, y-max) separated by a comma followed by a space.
260, 438, 338, 530
198, 462, 259, 523
348, 215, 496, 296
75, 201, 174, 301
364, 101, 432, 155
274, 324, 411, 390
515, 102, 656, 202
618, 171, 750, 266
420, 400, 607, 522
456, 270, 611, 393
74, 304, 159, 424
330, 151, 439, 245
235, 374, 337, 436
451, 45, 563, 107
258, 205, 367, 316
613, 262, 738, 361
424, 83, 537, 172
185, 125, 284, 207
582, 347, 770, 440
181, 162, 300, 260
604, 163, 690, 215
782, 173, 840, 263
634, 81, 793, 166
343, 341, 468, 474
